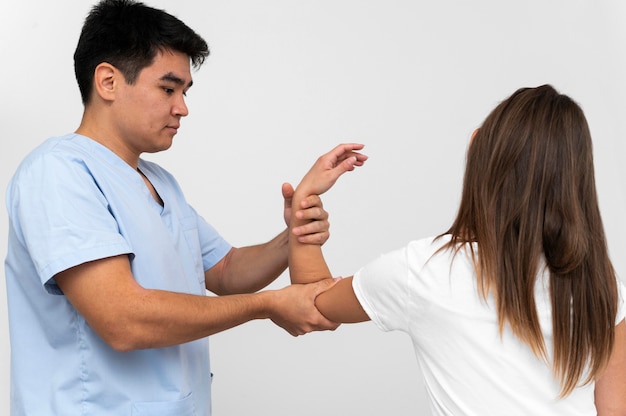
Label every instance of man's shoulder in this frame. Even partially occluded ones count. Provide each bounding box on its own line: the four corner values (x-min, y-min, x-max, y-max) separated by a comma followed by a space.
18, 134, 89, 167
10, 134, 77, 178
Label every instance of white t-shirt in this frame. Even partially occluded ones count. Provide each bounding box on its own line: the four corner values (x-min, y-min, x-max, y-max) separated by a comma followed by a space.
353, 235, 625, 416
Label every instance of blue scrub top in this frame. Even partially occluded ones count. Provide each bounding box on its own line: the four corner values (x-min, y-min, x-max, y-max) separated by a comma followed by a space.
5, 134, 232, 415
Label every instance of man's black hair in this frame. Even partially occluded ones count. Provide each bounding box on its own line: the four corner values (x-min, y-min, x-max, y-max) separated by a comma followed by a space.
74, 0, 209, 104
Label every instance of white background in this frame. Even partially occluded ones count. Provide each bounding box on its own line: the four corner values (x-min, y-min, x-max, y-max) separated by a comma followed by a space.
1, 1, 625, 415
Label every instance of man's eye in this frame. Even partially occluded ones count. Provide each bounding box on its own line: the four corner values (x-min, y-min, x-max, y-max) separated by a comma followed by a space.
163, 87, 174, 94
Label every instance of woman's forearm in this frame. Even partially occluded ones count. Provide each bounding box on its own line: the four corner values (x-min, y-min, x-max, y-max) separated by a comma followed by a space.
288, 143, 367, 284
289, 191, 333, 284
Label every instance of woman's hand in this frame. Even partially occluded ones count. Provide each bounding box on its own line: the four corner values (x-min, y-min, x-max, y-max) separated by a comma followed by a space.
295, 143, 368, 197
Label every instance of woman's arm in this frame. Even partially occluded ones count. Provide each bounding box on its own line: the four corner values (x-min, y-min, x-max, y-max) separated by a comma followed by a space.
288, 143, 368, 284
314, 276, 370, 323
595, 319, 626, 415
288, 144, 370, 323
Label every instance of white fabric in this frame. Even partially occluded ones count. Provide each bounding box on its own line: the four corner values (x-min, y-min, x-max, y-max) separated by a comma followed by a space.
353, 235, 625, 416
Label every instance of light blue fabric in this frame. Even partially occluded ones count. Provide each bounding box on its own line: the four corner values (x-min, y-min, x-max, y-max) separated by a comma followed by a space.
5, 133, 232, 416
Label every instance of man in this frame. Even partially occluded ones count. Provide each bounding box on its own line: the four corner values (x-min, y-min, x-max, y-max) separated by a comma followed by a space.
4, 1, 339, 414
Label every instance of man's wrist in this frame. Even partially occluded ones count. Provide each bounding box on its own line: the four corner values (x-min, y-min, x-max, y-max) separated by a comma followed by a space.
255, 290, 278, 320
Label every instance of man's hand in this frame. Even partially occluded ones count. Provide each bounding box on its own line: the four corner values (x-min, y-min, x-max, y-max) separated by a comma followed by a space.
268, 278, 341, 336
282, 182, 330, 245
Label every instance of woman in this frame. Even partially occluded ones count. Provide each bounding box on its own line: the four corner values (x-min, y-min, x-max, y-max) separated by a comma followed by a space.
289, 85, 625, 415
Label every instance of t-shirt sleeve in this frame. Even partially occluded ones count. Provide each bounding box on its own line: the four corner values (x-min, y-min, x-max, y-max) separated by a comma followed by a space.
7, 153, 131, 293
352, 245, 411, 333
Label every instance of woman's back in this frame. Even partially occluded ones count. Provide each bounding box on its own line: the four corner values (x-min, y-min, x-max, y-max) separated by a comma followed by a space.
352, 235, 625, 416
288, 85, 626, 414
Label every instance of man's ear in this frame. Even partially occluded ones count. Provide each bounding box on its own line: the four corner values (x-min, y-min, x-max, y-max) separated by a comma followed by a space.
93, 62, 118, 102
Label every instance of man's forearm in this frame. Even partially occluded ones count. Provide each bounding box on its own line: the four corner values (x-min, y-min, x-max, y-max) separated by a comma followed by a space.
112, 289, 278, 351
55, 254, 281, 351
207, 230, 289, 295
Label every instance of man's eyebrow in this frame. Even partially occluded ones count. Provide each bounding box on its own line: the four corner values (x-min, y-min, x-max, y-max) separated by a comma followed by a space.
160, 72, 193, 88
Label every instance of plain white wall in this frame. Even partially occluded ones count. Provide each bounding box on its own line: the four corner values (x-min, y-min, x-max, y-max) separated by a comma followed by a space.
1, 1, 625, 415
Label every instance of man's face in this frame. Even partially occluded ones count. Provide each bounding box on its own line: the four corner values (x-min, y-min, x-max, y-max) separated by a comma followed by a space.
113, 49, 193, 157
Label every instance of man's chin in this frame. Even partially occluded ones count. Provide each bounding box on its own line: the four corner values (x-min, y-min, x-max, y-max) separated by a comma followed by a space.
147, 141, 174, 154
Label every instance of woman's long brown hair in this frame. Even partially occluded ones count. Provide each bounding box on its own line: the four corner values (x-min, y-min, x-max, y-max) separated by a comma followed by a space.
441, 85, 618, 396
